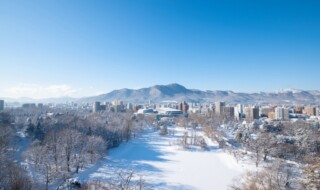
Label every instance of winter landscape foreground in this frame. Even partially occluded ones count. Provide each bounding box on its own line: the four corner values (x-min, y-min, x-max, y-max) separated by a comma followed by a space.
1, 99, 320, 189
74, 126, 251, 190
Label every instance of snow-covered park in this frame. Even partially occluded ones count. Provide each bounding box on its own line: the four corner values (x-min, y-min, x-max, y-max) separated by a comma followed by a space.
76, 126, 251, 190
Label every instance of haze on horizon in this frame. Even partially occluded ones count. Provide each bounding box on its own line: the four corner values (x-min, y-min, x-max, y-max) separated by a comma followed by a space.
1, 0, 320, 99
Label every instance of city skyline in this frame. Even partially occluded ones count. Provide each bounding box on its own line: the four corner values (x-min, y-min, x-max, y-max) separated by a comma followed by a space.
1, 0, 320, 99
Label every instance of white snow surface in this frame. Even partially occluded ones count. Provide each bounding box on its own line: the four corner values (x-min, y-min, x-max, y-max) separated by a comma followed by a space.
76, 126, 250, 190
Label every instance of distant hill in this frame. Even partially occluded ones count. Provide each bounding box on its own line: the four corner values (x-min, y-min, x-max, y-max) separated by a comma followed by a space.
3, 84, 319, 105
79, 84, 320, 105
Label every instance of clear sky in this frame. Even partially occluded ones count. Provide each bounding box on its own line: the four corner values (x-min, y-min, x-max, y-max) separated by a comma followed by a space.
0, 0, 319, 99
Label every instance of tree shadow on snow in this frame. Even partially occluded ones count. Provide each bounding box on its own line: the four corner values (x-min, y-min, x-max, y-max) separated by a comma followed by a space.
77, 130, 176, 182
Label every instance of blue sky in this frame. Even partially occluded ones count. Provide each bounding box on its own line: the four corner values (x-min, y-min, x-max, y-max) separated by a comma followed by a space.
0, 0, 319, 98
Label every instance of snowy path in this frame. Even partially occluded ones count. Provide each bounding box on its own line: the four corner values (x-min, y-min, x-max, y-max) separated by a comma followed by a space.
76, 127, 249, 190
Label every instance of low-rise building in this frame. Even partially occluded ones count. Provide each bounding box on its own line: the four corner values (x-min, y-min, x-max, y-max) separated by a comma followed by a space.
305, 106, 316, 116
136, 108, 156, 115
268, 112, 275, 119
157, 107, 183, 117
295, 105, 304, 114
22, 103, 36, 109
260, 107, 274, 117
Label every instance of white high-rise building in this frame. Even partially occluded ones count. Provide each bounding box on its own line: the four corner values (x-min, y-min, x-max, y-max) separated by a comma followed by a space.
127, 103, 133, 110
234, 104, 243, 120
275, 107, 283, 120
275, 107, 290, 120
215, 101, 225, 115
112, 100, 123, 106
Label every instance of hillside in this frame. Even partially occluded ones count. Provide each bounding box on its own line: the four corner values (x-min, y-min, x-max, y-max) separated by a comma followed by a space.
80, 84, 320, 104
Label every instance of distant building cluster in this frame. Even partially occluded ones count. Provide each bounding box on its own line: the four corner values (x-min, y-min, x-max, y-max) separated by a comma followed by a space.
2, 97, 320, 122
91, 100, 188, 117
129, 100, 320, 122
92, 100, 125, 113
92, 100, 142, 113
89, 99, 320, 122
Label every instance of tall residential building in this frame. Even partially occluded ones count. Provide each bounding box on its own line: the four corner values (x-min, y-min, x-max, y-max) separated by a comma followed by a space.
178, 101, 189, 113
305, 106, 316, 116
275, 107, 290, 120
127, 103, 133, 111
215, 101, 225, 115
0, 100, 4, 111
275, 107, 283, 120
112, 100, 123, 106
111, 100, 124, 112
234, 104, 243, 120
93, 101, 101, 113
316, 107, 320, 117
223, 106, 235, 118
244, 107, 259, 122
237, 104, 243, 115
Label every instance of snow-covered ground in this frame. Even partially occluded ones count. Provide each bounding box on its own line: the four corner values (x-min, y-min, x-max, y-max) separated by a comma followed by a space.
76, 126, 252, 190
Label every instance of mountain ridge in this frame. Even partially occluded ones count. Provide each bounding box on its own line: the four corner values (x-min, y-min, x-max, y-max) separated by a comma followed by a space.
2, 84, 320, 104
79, 84, 320, 104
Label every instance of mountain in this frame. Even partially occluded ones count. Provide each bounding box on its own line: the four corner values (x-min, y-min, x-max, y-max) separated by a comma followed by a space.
79, 84, 320, 105
3, 84, 319, 105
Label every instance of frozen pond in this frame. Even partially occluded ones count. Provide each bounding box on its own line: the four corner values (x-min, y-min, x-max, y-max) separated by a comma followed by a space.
76, 127, 249, 190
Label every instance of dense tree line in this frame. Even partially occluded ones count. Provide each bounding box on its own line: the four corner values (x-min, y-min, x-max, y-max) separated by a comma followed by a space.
4, 108, 151, 189
0, 112, 34, 190
176, 112, 319, 189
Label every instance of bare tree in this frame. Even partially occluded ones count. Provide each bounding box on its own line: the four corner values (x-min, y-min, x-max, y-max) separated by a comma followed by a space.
109, 170, 148, 190
44, 129, 61, 172
159, 125, 168, 136
247, 138, 262, 167
25, 143, 55, 190
302, 156, 320, 189
259, 133, 276, 161
86, 135, 106, 164
0, 113, 34, 190
123, 115, 133, 142
181, 132, 189, 149
231, 160, 292, 190
0, 161, 34, 190
74, 135, 87, 174
176, 116, 189, 129
59, 128, 82, 172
